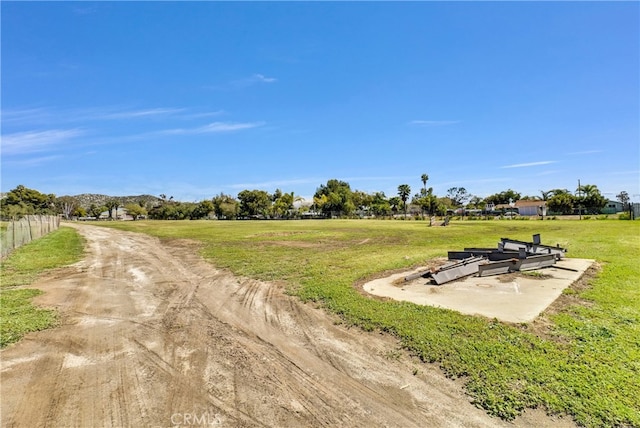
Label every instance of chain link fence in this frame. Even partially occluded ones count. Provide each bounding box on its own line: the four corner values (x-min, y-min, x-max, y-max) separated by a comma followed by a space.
0, 215, 61, 258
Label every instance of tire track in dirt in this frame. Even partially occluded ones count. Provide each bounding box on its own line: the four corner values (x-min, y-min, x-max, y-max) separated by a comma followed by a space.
1, 224, 575, 427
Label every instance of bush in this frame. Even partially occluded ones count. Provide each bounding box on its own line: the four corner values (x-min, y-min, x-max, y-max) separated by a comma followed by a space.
619, 212, 631, 220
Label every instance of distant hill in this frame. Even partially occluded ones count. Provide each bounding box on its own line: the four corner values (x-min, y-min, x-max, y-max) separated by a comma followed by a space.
71, 194, 163, 209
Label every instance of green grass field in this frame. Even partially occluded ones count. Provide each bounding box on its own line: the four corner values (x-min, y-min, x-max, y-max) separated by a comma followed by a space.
99, 219, 639, 426
0, 226, 84, 347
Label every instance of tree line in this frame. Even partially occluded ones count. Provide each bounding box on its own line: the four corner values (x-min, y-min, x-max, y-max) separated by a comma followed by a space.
0, 178, 630, 221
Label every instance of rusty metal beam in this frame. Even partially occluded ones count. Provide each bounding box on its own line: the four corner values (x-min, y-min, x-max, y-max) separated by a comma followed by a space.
500, 236, 567, 260
404, 269, 432, 282
478, 254, 557, 277
431, 256, 485, 285
449, 249, 522, 261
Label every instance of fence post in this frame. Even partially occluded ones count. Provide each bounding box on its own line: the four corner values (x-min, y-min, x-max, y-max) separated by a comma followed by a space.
1, 215, 62, 259
12, 219, 17, 251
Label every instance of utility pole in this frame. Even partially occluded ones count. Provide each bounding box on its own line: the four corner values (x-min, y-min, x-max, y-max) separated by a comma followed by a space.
578, 179, 582, 220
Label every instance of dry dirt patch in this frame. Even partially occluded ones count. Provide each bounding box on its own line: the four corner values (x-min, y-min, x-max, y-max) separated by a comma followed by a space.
1, 224, 575, 427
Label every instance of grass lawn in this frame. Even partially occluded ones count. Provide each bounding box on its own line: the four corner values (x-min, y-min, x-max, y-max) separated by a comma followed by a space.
0, 226, 84, 347
98, 218, 639, 426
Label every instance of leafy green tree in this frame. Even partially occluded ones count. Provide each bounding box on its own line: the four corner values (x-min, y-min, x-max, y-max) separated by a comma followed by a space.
149, 201, 196, 220
617, 191, 630, 210
434, 197, 450, 216
412, 186, 437, 218
370, 192, 391, 217
484, 189, 521, 206
314, 179, 355, 217
466, 195, 484, 209
271, 188, 283, 202
174, 202, 196, 220
388, 196, 401, 215
313, 194, 329, 215
212, 193, 238, 219
352, 190, 374, 216
412, 194, 427, 218
88, 204, 107, 220
271, 191, 295, 218
191, 200, 214, 219
238, 189, 271, 217
446, 187, 469, 207
73, 206, 87, 218
576, 184, 607, 214
1, 185, 55, 217
547, 193, 575, 215
0, 203, 32, 219
124, 203, 148, 220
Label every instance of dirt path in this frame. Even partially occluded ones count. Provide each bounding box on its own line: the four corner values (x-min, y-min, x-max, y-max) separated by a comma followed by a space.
1, 224, 573, 427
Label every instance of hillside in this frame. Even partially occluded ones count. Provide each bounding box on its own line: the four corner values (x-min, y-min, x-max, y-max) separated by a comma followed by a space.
71, 194, 162, 209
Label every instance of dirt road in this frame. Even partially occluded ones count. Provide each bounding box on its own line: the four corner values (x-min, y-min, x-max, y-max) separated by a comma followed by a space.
1, 224, 572, 427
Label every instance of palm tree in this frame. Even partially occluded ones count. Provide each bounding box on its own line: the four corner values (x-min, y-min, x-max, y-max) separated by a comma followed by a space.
421, 174, 429, 196
577, 183, 598, 197
397, 184, 411, 218
105, 199, 119, 220
576, 183, 606, 214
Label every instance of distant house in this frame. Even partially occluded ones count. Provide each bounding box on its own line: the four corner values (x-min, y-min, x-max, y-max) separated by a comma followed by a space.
495, 200, 546, 216
99, 208, 133, 220
602, 200, 623, 214
515, 200, 547, 216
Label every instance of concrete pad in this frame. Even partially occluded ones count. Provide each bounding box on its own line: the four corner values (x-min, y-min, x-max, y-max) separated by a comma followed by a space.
362, 258, 594, 323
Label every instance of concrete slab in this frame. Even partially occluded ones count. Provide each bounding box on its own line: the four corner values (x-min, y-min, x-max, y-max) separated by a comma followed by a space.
362, 258, 594, 323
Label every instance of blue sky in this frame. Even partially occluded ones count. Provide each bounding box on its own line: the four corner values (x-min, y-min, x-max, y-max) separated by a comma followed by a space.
2, 2, 638, 202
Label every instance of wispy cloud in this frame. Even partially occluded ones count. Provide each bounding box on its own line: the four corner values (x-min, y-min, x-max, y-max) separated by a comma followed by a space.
2, 106, 196, 125
183, 110, 225, 120
409, 120, 460, 127
250, 73, 277, 84
206, 73, 277, 90
159, 121, 265, 135
1, 107, 54, 125
1, 129, 84, 155
99, 108, 185, 120
3, 155, 65, 167
500, 161, 557, 169
566, 150, 604, 155
536, 170, 560, 176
